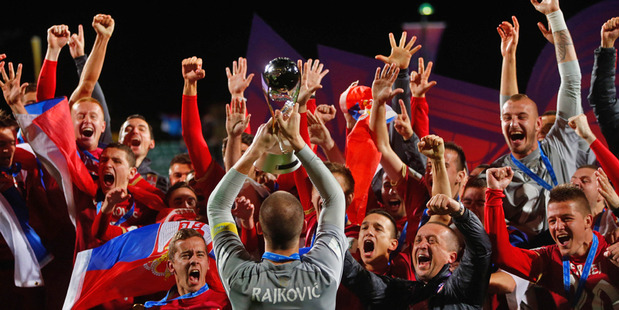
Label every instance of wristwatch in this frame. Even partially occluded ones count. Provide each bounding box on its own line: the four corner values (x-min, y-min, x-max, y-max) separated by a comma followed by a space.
451, 202, 466, 218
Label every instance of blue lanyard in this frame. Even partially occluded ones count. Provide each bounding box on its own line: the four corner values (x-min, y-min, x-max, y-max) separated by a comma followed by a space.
1, 163, 22, 178
593, 209, 606, 232
510, 142, 558, 191
562, 234, 598, 307
262, 251, 301, 262
96, 198, 135, 226
143, 284, 209, 308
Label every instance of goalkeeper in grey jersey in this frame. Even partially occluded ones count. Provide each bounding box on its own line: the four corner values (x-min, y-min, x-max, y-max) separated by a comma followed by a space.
207, 103, 347, 310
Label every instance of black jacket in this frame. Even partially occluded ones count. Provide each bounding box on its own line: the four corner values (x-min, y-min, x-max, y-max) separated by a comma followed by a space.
342, 207, 492, 309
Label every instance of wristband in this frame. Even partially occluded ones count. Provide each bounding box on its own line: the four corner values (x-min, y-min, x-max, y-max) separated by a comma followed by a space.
546, 10, 567, 33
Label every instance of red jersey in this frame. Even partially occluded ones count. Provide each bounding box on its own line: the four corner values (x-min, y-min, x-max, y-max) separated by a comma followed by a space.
485, 188, 619, 309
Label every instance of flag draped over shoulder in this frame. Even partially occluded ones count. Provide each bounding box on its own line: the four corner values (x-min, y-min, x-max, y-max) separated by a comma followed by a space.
16, 97, 96, 228
62, 220, 222, 310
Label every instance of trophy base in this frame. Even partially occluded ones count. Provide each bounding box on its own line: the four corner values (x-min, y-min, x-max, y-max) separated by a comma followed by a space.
254, 151, 301, 175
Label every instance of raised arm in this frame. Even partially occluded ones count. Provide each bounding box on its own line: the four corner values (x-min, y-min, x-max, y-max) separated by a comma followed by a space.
369, 64, 405, 183
69, 24, 113, 145
68, 14, 114, 105
307, 108, 345, 164
37, 24, 70, 101
1, 60, 29, 115
408, 57, 435, 139
484, 167, 541, 280
587, 17, 619, 157
497, 16, 520, 106
181, 56, 220, 179
532, 0, 582, 119
568, 114, 619, 212
275, 103, 346, 228
223, 97, 251, 171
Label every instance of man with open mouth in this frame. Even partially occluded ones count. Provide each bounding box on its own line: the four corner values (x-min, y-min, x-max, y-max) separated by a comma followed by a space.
119, 114, 169, 193
91, 143, 163, 244
490, 0, 595, 248
341, 191, 492, 309
485, 166, 619, 308
138, 228, 230, 309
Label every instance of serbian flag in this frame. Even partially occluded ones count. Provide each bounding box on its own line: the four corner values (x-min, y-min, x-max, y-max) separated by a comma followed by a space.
15, 97, 95, 228
62, 220, 223, 310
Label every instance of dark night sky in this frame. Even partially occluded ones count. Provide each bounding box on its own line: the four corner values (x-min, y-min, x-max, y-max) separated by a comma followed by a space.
0, 1, 612, 138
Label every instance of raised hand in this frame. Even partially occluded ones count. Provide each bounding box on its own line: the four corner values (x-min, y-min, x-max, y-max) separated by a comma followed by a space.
568, 114, 596, 144
0, 60, 28, 114
537, 21, 554, 44
226, 97, 251, 139
69, 24, 86, 59
92, 14, 115, 38
394, 99, 414, 140
596, 168, 619, 210
297, 59, 329, 107
232, 195, 255, 230
426, 193, 461, 216
601, 16, 619, 48
371, 63, 402, 106
275, 102, 305, 151
530, 0, 560, 15
409, 57, 437, 98
251, 119, 279, 154
314, 104, 336, 124
226, 57, 254, 100
47, 24, 71, 51
486, 167, 514, 191
375, 31, 422, 69
417, 134, 444, 161
498, 16, 520, 56
307, 109, 334, 148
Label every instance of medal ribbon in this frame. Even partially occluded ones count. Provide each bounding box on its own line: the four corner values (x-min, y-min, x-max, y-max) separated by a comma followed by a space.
562, 234, 598, 307
510, 142, 558, 191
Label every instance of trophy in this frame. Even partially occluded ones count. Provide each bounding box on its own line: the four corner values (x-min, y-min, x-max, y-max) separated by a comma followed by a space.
254, 57, 302, 174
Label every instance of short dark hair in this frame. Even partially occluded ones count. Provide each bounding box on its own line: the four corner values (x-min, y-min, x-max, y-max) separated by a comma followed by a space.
366, 208, 398, 239
0, 110, 18, 130
221, 132, 255, 156
165, 181, 197, 206
104, 142, 137, 167
324, 161, 355, 196
124, 114, 153, 139
464, 175, 487, 191
170, 153, 192, 167
168, 228, 205, 260
548, 183, 591, 216
259, 191, 304, 250
445, 141, 467, 173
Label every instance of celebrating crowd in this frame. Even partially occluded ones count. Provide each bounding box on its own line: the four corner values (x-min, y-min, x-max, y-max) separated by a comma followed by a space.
1, 0, 619, 309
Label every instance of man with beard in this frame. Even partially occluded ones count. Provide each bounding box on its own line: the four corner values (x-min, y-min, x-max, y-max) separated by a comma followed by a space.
492, 0, 588, 247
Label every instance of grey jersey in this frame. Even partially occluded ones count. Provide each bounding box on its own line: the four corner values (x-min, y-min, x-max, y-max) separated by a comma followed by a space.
493, 60, 593, 239
207, 146, 347, 309
492, 115, 581, 237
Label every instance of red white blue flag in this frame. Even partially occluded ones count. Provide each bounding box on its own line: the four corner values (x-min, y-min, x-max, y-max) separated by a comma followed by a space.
62, 220, 221, 310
